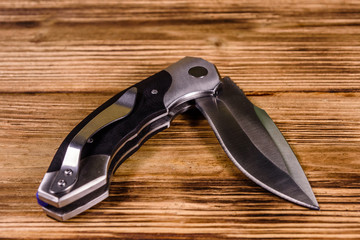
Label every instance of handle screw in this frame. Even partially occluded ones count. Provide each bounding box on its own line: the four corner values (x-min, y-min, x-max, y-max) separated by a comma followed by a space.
151, 89, 158, 95
57, 179, 66, 187
64, 169, 73, 176
188, 66, 208, 78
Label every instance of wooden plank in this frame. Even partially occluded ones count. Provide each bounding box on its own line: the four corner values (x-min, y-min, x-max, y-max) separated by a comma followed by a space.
0, 0, 359, 239
0, 0, 358, 93
1, 41, 360, 93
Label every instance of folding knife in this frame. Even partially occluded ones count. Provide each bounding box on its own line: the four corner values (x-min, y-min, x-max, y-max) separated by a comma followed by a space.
37, 57, 319, 221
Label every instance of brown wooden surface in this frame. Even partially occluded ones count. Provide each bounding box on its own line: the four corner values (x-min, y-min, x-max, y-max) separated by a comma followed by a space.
0, 0, 360, 239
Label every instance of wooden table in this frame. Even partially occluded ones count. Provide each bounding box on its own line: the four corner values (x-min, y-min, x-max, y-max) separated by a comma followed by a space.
0, 0, 359, 239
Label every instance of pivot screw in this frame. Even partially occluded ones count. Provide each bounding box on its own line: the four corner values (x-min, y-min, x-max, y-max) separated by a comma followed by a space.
64, 169, 73, 176
188, 66, 208, 78
57, 179, 66, 187
151, 89, 158, 95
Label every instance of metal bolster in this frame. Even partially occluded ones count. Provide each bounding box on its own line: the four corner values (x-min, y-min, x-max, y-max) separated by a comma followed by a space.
163, 57, 221, 109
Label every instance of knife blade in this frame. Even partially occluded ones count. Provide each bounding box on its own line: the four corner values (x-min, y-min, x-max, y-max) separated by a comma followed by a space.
37, 57, 318, 221
195, 77, 319, 210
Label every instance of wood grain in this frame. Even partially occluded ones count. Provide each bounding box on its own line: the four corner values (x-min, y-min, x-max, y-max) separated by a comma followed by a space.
0, 0, 359, 239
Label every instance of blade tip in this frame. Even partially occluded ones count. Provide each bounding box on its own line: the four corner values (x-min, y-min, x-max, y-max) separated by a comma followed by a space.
298, 199, 320, 210
310, 204, 320, 210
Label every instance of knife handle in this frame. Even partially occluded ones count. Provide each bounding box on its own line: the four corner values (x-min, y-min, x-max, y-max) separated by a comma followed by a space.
38, 57, 222, 215
46, 70, 173, 192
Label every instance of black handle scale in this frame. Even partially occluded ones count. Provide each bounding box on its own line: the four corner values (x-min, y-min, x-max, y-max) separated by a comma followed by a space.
47, 70, 172, 173
81, 71, 172, 159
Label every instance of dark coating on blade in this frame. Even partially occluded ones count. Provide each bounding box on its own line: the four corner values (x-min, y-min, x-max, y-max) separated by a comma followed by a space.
195, 77, 319, 210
